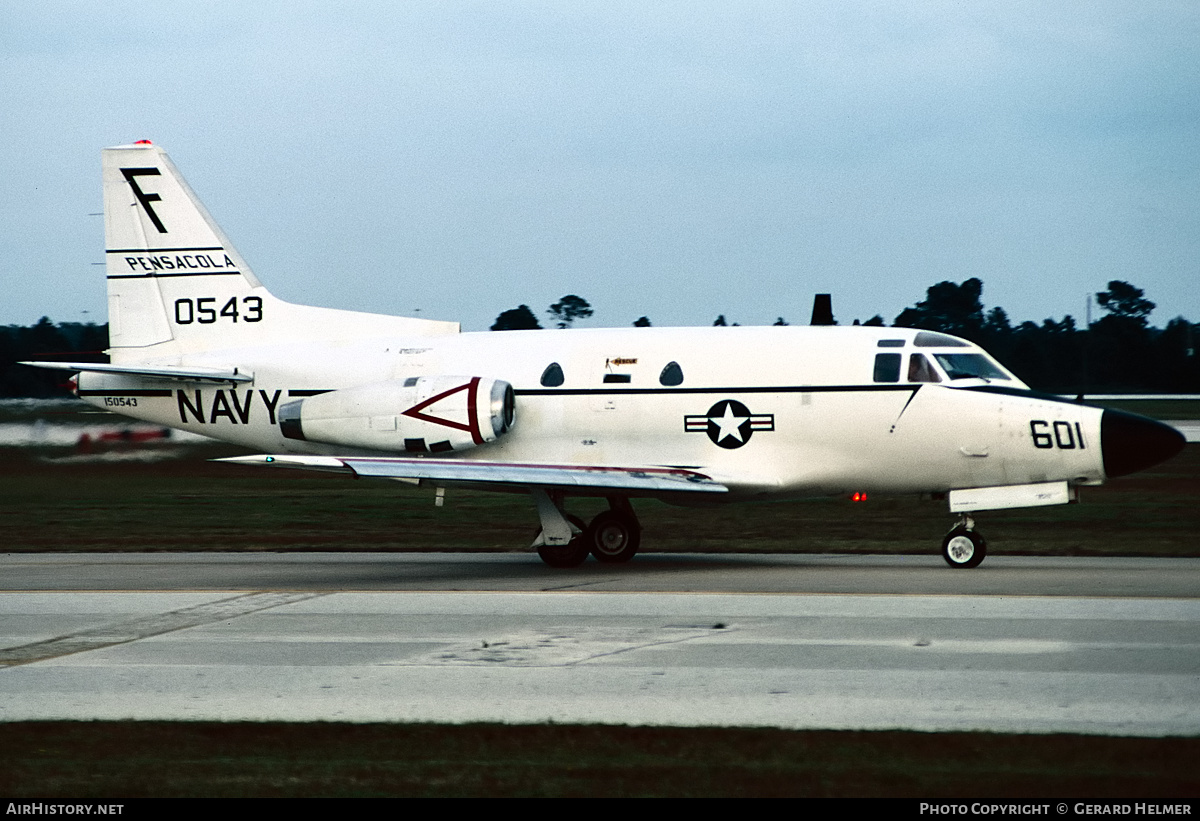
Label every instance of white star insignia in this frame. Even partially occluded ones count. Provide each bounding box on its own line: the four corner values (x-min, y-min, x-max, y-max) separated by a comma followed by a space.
711, 402, 749, 443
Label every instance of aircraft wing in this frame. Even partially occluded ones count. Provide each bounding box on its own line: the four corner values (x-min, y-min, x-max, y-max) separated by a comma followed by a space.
19, 361, 253, 383
218, 454, 728, 494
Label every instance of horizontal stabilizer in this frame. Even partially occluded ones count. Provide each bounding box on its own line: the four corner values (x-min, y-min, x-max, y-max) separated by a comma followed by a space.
218, 454, 728, 494
20, 361, 253, 383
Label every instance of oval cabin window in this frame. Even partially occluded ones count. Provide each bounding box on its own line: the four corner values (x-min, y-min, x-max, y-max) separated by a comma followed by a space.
540, 362, 565, 387
659, 361, 684, 386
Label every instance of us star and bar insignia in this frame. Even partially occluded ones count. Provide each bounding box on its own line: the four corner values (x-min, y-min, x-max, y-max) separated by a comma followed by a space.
685, 399, 775, 449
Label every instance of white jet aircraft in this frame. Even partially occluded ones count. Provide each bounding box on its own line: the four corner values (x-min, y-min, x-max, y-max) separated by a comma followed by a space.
25, 142, 1186, 568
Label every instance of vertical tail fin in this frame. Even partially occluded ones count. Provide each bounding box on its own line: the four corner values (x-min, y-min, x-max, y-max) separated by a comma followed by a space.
103, 141, 458, 363
104, 141, 264, 359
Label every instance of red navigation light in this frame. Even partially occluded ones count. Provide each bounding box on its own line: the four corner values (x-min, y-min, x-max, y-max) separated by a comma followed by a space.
134, 139, 153, 145
851, 492, 868, 502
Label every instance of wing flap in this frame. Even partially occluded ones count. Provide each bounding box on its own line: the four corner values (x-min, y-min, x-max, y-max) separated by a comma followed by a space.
218, 454, 728, 494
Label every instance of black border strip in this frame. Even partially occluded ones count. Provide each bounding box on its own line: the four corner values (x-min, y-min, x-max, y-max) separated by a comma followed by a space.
106, 246, 225, 254
106, 271, 242, 279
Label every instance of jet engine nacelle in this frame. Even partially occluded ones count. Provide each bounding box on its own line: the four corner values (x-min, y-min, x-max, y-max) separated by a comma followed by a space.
279, 375, 515, 454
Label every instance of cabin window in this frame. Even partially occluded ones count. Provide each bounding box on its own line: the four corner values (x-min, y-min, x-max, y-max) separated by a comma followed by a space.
540, 362, 565, 387
877, 339, 905, 348
659, 361, 684, 386
907, 354, 941, 383
873, 353, 901, 383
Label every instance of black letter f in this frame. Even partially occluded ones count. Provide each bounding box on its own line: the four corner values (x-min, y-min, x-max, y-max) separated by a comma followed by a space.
121, 167, 167, 233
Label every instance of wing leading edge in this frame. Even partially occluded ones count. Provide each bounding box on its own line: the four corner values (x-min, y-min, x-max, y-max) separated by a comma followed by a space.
20, 361, 253, 383
218, 454, 728, 494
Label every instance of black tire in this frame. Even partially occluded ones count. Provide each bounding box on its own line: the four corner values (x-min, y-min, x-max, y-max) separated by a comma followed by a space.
586, 510, 642, 563
941, 526, 987, 569
537, 514, 589, 568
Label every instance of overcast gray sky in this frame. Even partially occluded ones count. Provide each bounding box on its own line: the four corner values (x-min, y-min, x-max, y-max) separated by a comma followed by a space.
2, 1, 1197, 332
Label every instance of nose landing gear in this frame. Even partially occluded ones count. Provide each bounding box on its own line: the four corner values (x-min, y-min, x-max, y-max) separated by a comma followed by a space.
942, 514, 987, 569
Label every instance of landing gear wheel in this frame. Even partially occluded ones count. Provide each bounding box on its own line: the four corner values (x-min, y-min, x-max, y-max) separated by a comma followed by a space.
537, 514, 589, 568
586, 510, 642, 563
942, 526, 987, 569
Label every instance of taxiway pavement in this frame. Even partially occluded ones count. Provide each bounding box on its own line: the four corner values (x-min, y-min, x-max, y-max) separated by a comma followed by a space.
0, 553, 1197, 735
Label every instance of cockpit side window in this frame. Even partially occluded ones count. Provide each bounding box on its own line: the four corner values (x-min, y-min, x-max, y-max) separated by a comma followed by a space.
907, 353, 941, 383
540, 362, 565, 387
932, 353, 1010, 381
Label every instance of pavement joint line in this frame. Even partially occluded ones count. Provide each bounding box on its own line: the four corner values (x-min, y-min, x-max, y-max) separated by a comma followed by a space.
0, 591, 329, 668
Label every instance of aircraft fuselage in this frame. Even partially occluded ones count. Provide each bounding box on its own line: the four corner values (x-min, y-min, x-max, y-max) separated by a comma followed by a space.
77, 324, 1111, 499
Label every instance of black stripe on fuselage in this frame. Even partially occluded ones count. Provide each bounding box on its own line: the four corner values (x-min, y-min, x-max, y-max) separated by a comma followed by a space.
960, 384, 1096, 407
79, 385, 921, 400
515, 384, 921, 397
77, 389, 173, 397
76, 388, 332, 397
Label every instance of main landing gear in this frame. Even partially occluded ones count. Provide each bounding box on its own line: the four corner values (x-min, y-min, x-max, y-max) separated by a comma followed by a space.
941, 514, 987, 569
531, 490, 642, 568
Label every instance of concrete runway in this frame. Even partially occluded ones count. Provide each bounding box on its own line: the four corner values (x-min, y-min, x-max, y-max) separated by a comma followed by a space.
0, 553, 1197, 735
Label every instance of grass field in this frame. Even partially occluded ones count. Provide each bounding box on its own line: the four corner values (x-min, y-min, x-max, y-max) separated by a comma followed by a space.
0, 722, 1197, 798
2, 440, 1197, 557
1088, 398, 1200, 419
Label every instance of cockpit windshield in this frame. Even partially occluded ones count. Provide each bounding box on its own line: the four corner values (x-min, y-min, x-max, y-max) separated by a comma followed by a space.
932, 353, 1011, 381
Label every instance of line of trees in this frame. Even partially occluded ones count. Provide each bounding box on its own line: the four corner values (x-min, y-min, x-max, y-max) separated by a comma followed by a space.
491, 295, 595, 330
0, 318, 107, 398
887, 278, 1197, 393
492, 280, 1198, 393
3, 280, 1195, 398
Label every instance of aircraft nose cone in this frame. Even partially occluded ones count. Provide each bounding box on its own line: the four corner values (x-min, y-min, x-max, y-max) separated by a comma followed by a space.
1101, 409, 1186, 478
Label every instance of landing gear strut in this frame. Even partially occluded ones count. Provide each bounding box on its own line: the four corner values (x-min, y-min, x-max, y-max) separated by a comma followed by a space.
531, 489, 589, 568
537, 515, 589, 568
531, 492, 642, 568
941, 514, 987, 569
